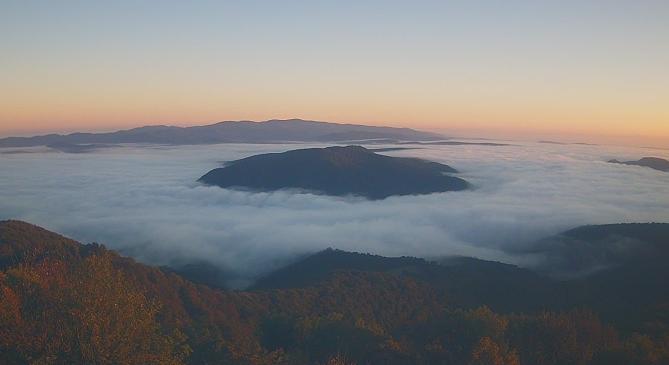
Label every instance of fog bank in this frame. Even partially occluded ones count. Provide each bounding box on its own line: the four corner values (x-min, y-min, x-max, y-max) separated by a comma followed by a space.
1, 141, 668, 285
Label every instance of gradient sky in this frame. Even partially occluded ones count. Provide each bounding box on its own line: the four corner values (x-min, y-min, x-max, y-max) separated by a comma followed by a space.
1, 1, 668, 145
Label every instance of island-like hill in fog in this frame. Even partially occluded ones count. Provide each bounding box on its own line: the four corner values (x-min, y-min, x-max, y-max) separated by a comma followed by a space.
0, 118, 443, 148
198, 145, 469, 199
608, 157, 669, 172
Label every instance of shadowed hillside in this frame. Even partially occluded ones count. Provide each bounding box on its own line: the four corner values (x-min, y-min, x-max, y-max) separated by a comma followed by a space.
199, 146, 469, 199
1, 220, 669, 364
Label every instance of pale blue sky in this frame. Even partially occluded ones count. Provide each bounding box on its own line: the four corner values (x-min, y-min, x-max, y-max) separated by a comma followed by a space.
1, 1, 668, 144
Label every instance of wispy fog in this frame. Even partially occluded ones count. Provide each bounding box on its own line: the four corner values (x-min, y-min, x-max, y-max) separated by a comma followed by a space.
1, 142, 668, 285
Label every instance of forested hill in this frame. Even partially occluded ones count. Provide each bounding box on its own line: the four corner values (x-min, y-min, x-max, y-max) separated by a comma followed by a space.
1, 220, 669, 365
198, 145, 469, 199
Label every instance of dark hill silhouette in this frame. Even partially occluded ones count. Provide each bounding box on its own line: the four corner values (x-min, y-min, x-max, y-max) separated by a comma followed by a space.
524, 223, 669, 277
252, 223, 669, 317
252, 249, 431, 290
608, 157, 669, 172
252, 249, 555, 312
549, 224, 669, 332
198, 145, 469, 199
0, 119, 443, 148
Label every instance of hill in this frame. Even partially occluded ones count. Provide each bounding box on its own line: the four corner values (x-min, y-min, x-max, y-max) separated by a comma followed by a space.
198, 145, 469, 199
523, 223, 669, 277
252, 249, 432, 289
252, 249, 556, 313
528, 223, 669, 333
0, 119, 443, 148
608, 157, 669, 172
2, 220, 669, 364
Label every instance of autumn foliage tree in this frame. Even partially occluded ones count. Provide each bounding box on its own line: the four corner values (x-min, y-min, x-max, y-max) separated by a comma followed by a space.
2, 221, 669, 365
0, 250, 188, 364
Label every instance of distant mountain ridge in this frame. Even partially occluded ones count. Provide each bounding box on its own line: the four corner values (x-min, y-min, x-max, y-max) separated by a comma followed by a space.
198, 145, 469, 199
0, 119, 443, 148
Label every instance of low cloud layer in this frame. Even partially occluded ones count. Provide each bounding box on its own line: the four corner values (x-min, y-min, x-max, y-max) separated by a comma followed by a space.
1, 142, 668, 285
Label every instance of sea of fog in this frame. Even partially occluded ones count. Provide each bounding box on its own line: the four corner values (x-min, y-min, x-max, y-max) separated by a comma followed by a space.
1, 141, 668, 285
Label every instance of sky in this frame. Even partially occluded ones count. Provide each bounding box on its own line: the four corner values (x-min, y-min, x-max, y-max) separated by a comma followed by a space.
1, 1, 668, 145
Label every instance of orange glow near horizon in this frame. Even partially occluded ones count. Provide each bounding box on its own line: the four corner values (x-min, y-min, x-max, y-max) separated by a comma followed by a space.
1, 1, 667, 147
1, 93, 667, 146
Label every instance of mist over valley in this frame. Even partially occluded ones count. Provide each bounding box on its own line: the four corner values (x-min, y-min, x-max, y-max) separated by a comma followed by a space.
2, 138, 668, 286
